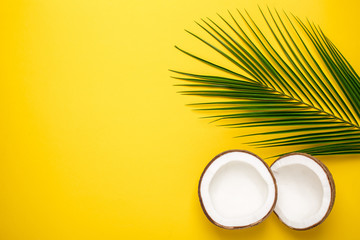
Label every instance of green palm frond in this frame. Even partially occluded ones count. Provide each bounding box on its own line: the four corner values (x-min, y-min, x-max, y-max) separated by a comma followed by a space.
172, 7, 360, 156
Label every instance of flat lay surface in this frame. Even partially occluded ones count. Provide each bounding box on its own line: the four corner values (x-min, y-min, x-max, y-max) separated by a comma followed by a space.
1, 0, 360, 239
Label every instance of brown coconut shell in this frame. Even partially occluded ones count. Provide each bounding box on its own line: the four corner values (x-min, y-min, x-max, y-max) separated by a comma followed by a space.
198, 150, 278, 229
270, 152, 336, 231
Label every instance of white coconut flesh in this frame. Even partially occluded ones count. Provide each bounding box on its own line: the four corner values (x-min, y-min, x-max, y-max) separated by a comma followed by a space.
199, 150, 277, 229
270, 153, 335, 230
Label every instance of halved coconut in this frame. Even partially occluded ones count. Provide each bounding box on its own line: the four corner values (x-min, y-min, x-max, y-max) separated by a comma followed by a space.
198, 150, 277, 229
270, 153, 335, 230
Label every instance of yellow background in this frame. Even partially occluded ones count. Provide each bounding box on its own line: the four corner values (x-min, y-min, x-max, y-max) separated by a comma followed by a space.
1, 0, 360, 239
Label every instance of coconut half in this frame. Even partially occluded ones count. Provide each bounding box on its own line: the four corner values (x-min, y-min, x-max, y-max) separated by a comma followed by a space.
270, 153, 335, 230
198, 150, 277, 229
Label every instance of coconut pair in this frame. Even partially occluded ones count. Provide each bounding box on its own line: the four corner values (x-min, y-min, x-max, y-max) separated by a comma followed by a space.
198, 150, 335, 230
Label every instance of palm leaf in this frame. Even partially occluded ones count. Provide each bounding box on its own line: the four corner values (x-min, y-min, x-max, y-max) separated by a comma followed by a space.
172, 7, 360, 156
